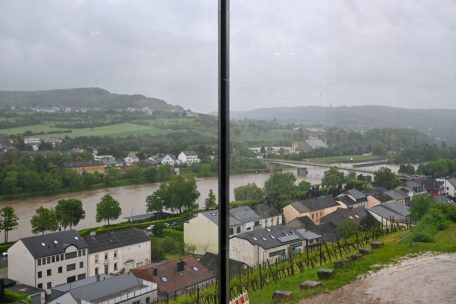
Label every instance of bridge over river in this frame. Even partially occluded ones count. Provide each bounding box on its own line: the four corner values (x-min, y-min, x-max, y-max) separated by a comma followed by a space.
262, 158, 390, 176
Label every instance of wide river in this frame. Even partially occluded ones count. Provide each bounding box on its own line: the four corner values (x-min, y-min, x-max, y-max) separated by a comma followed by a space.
0, 163, 399, 242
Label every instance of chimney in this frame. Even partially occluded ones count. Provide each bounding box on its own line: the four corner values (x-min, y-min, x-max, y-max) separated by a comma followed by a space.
152, 267, 158, 276
177, 260, 185, 272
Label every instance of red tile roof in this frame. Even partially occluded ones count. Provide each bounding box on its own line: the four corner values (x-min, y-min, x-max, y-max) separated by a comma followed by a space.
131, 256, 216, 295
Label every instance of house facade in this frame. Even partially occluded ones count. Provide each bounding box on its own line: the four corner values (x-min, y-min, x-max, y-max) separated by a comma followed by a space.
178, 151, 200, 165
84, 229, 151, 277
283, 197, 340, 224
184, 206, 280, 254
230, 225, 321, 267
437, 178, 456, 197
8, 230, 88, 294
336, 189, 368, 209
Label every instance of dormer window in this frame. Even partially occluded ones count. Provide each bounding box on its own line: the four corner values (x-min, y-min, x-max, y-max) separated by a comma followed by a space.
161, 276, 168, 282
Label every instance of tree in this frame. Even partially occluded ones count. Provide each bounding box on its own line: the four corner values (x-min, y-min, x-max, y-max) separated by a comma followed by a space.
146, 192, 164, 213
96, 194, 122, 225
146, 175, 200, 214
373, 167, 400, 189
410, 194, 436, 222
264, 172, 296, 209
55, 199, 85, 230
399, 164, 415, 175
0, 206, 18, 243
337, 220, 359, 238
205, 189, 217, 210
31, 207, 58, 235
321, 167, 345, 190
234, 183, 264, 203
295, 181, 311, 199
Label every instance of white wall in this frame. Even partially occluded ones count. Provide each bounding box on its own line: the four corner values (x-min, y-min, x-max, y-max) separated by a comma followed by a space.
184, 214, 218, 254
8, 241, 36, 287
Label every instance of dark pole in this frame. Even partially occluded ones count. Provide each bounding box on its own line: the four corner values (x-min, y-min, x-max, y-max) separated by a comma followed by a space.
218, 0, 230, 303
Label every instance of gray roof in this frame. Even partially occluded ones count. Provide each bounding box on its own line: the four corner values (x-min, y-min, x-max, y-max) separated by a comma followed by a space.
235, 225, 320, 250
405, 180, 421, 190
368, 202, 410, 223
19, 230, 87, 259
252, 203, 281, 218
8, 284, 44, 296
53, 275, 112, 293
295, 229, 321, 240
285, 216, 316, 229
385, 190, 409, 201
434, 195, 455, 204
66, 273, 148, 303
201, 206, 260, 227
346, 189, 367, 200
84, 228, 149, 253
291, 197, 339, 213
383, 201, 410, 217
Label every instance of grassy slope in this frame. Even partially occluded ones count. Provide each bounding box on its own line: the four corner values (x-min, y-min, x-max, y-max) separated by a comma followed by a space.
249, 225, 456, 304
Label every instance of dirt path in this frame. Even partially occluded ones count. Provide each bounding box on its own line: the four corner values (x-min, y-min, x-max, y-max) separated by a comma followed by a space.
301, 252, 456, 304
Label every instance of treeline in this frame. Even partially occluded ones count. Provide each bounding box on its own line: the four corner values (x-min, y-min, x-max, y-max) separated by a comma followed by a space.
0, 151, 175, 197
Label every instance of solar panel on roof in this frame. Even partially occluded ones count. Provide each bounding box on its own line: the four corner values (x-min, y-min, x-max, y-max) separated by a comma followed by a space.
278, 234, 300, 243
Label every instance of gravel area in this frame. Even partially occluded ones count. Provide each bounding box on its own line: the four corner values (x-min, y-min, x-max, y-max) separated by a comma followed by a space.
301, 253, 456, 304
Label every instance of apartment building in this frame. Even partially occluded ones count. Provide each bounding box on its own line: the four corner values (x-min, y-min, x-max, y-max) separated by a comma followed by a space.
8, 230, 88, 294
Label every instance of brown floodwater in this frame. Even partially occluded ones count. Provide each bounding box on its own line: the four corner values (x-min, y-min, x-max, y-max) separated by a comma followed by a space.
0, 164, 398, 242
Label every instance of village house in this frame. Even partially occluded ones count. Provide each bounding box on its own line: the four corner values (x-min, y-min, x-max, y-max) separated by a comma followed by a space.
230, 225, 321, 267
146, 154, 177, 166
366, 191, 393, 208
404, 180, 427, 195
8, 230, 89, 294
423, 178, 444, 196
63, 161, 106, 175
184, 205, 280, 254
367, 201, 410, 227
49, 272, 157, 304
319, 207, 367, 227
124, 155, 139, 166
178, 151, 200, 165
384, 189, 411, 205
83, 228, 151, 277
283, 197, 340, 224
131, 257, 216, 299
336, 189, 368, 208
437, 178, 456, 197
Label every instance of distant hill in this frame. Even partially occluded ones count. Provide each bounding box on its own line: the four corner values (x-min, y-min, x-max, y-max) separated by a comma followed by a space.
0, 88, 185, 113
231, 105, 456, 141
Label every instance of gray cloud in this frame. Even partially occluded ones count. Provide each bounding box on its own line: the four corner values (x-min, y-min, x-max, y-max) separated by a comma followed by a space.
0, 0, 455, 112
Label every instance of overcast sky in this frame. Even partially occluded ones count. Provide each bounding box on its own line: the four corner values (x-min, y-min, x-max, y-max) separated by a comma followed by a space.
1, 0, 455, 112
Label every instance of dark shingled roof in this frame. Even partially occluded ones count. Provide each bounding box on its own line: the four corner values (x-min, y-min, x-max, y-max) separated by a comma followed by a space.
345, 189, 367, 201
201, 206, 260, 227
285, 216, 316, 230
252, 203, 281, 218
434, 195, 455, 204
20, 230, 87, 259
291, 197, 339, 213
132, 256, 215, 295
319, 208, 365, 226
84, 228, 149, 253
384, 190, 409, 201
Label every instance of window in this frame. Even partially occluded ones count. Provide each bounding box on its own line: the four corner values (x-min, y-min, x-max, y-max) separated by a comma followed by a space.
104, 264, 109, 274
95, 254, 99, 263
254, 220, 260, 226
42, 258, 46, 265
47, 257, 50, 264
67, 276, 76, 283
104, 252, 108, 260
229, 228, 234, 235
52, 256, 55, 263
114, 263, 118, 271
65, 252, 77, 259
95, 267, 99, 275
38, 271, 42, 278
133, 301, 140, 304
146, 297, 151, 304
58, 266, 62, 273
80, 261, 84, 268
67, 264, 76, 271
37, 283, 42, 289
114, 250, 117, 258
47, 282, 52, 289
56, 255, 60, 262
78, 274, 86, 280
37, 259, 41, 266
47, 269, 51, 276
236, 226, 241, 233
269, 249, 286, 257
61, 254, 64, 260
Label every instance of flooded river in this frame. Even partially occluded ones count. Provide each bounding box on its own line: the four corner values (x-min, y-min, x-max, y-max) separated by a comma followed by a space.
0, 163, 399, 242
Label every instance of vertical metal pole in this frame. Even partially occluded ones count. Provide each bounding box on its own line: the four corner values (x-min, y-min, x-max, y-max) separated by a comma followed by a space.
218, 0, 230, 303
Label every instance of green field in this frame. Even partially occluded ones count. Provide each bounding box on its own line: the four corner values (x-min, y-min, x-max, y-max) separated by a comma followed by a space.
0, 122, 169, 138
